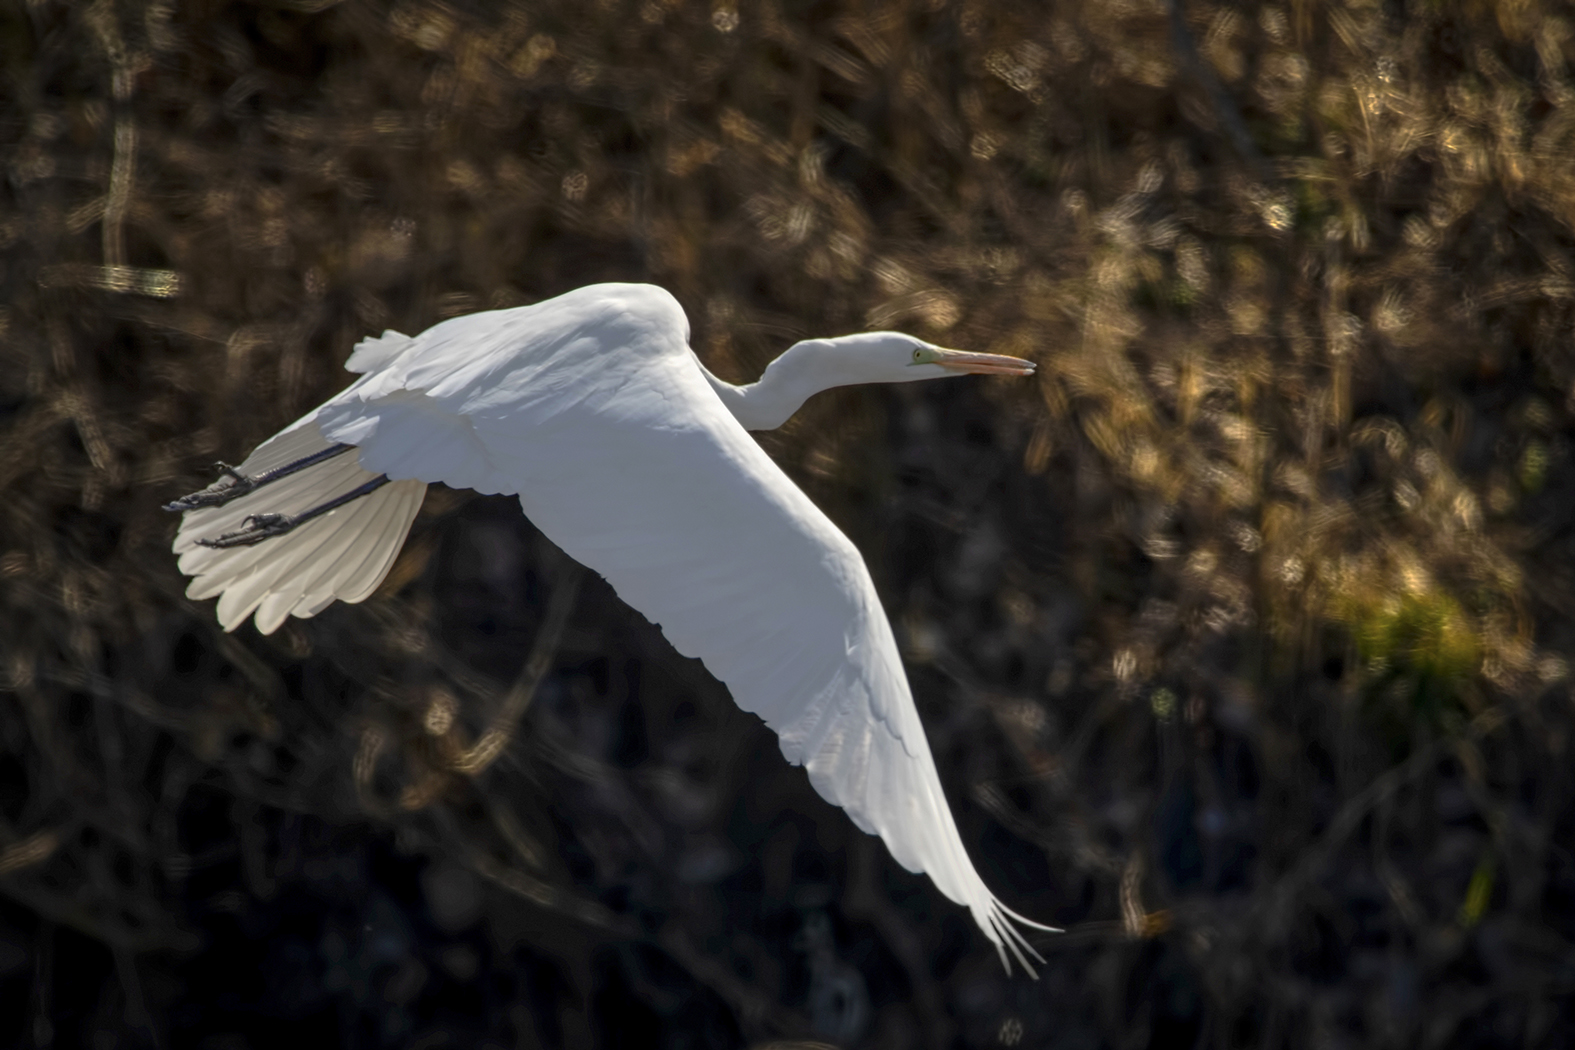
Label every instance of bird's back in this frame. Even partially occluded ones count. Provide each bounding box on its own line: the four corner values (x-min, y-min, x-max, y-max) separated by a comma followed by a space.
323, 284, 881, 730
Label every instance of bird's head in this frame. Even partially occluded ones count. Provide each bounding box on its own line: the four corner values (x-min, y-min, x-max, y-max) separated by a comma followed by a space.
796, 331, 1037, 386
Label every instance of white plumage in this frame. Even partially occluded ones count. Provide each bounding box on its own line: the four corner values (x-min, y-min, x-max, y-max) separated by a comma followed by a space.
170, 283, 1053, 972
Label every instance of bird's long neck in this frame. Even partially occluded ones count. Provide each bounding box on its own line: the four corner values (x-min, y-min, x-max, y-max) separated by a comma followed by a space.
696, 341, 844, 431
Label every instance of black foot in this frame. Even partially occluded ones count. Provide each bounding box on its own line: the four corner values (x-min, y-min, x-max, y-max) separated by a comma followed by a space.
196, 513, 299, 549
162, 463, 258, 512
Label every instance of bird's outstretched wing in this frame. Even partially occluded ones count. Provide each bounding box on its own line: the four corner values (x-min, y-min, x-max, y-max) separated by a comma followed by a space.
170, 284, 1051, 971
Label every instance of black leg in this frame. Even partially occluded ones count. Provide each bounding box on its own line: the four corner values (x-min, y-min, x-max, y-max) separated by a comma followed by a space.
195, 475, 392, 549
163, 443, 358, 513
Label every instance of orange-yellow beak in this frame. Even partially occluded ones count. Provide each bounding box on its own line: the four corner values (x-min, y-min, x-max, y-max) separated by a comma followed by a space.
930, 347, 1037, 377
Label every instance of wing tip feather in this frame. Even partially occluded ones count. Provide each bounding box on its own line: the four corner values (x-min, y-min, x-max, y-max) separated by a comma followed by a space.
984, 896, 1056, 978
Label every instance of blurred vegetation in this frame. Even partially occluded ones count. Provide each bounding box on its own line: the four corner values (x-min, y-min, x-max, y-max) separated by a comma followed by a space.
4, 0, 1575, 1046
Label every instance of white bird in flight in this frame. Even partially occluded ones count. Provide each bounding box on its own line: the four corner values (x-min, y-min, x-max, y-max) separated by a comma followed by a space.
166, 283, 1055, 973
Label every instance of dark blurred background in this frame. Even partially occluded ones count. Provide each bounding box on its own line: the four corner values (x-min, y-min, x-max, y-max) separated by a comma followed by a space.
4, 0, 1575, 1046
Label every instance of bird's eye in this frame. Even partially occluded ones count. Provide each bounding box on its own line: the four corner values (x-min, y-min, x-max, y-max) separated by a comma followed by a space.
912, 348, 923, 361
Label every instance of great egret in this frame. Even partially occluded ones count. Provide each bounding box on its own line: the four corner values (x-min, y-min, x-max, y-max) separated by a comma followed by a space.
166, 283, 1054, 972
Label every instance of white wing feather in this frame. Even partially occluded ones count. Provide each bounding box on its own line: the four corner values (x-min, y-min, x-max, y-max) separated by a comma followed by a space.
169, 284, 1051, 971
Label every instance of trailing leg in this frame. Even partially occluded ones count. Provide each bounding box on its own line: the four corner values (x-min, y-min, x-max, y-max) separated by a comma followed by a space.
196, 474, 392, 548
163, 443, 358, 512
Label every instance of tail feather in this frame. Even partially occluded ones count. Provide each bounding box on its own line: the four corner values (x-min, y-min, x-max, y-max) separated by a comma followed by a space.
335, 479, 425, 604
210, 491, 381, 630
172, 420, 426, 634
